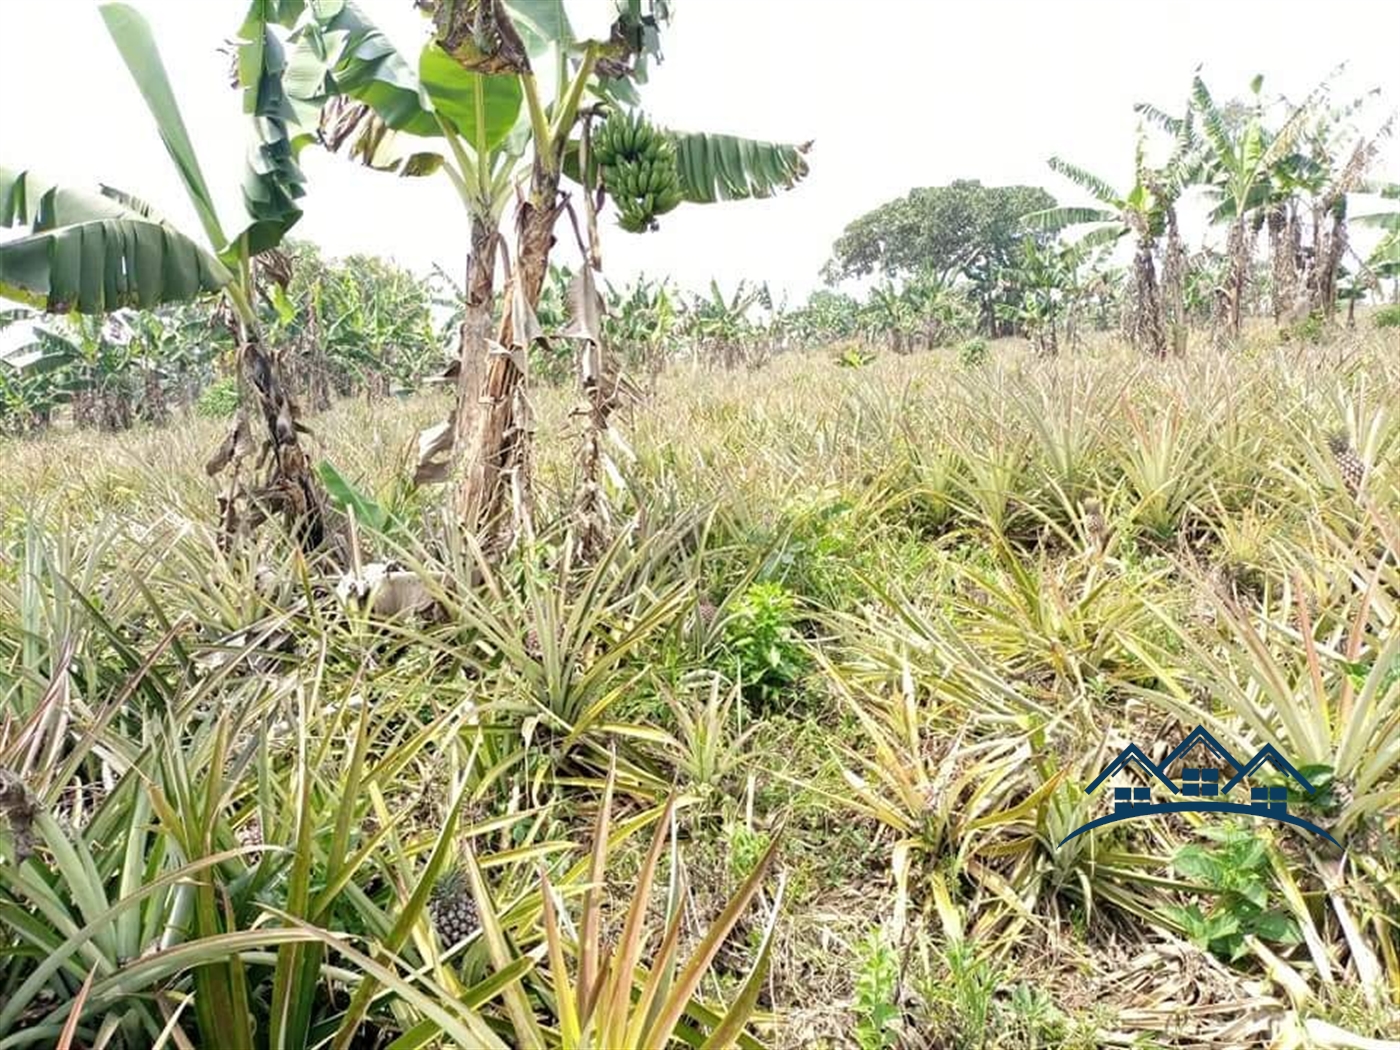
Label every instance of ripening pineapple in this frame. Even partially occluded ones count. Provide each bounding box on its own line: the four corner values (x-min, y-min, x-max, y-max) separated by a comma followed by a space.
429, 868, 479, 947
1329, 778, 1355, 815
696, 598, 719, 630
1327, 433, 1366, 494
235, 815, 264, 858
1082, 497, 1109, 554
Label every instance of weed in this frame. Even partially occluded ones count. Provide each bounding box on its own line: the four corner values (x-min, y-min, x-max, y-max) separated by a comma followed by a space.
836, 344, 879, 368
1165, 828, 1299, 962
958, 337, 988, 367
852, 930, 901, 1050
1370, 303, 1400, 328
195, 376, 240, 418
724, 580, 809, 709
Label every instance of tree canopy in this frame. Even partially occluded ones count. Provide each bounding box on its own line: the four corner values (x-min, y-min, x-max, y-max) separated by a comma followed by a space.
822, 180, 1056, 284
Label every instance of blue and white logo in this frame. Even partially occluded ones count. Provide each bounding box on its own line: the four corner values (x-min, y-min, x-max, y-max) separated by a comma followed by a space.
1059, 725, 1339, 848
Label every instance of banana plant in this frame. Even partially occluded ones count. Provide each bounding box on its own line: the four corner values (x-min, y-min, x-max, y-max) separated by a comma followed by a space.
36, 316, 140, 431
603, 274, 676, 378
1351, 182, 1400, 304
1188, 73, 1325, 340
682, 279, 770, 368
863, 281, 919, 354
1297, 104, 1394, 320
787, 289, 861, 346
0, 1, 325, 546
995, 238, 1086, 356
0, 310, 67, 433
277, 0, 811, 541
1025, 130, 1189, 358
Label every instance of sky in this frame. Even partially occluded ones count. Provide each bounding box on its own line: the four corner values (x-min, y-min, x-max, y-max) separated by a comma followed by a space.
2, 0, 1398, 305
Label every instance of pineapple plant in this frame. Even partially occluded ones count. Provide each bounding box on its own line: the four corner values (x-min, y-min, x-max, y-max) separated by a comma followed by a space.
1327, 432, 1366, 494
234, 813, 265, 859
1082, 497, 1109, 554
429, 867, 479, 948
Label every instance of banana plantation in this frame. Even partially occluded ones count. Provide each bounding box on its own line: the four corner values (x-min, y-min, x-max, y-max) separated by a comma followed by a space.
1, 2, 1398, 1049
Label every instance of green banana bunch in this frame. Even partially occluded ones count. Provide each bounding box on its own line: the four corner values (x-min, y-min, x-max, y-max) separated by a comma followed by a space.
592, 109, 685, 233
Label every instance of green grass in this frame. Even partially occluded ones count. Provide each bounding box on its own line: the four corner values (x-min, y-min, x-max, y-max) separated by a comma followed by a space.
2, 331, 1399, 1048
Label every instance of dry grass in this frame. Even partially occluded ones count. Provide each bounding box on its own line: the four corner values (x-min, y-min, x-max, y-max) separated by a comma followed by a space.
2, 330, 1399, 1048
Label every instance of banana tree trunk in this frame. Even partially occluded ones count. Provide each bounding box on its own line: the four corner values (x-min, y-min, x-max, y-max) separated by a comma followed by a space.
1267, 204, 1304, 324
241, 331, 325, 550
489, 182, 565, 537
1130, 233, 1167, 359
73, 389, 96, 429
1213, 218, 1243, 345
452, 213, 509, 533
1162, 208, 1188, 357
1311, 211, 1346, 321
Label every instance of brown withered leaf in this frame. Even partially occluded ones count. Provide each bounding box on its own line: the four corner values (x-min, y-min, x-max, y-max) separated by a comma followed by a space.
431, 0, 531, 75
562, 266, 605, 345
205, 415, 252, 477
510, 275, 545, 350
488, 338, 527, 373
0, 769, 38, 866
414, 413, 456, 486
318, 97, 443, 177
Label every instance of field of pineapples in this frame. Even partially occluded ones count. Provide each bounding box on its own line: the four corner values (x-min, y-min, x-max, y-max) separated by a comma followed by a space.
2, 331, 1398, 1049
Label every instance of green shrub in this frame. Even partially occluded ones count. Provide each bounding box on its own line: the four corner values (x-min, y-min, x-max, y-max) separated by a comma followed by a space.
724, 580, 808, 708
834, 342, 877, 368
1280, 312, 1326, 345
196, 377, 240, 418
958, 337, 987, 367
1164, 828, 1299, 962
1373, 303, 1400, 329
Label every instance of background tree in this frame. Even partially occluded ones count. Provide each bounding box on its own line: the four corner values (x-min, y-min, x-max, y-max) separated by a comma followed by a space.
788, 288, 861, 347
823, 180, 1055, 335
0, 1, 323, 546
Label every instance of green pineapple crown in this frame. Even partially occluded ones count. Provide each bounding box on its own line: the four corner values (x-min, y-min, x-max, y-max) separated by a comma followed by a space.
431, 865, 470, 902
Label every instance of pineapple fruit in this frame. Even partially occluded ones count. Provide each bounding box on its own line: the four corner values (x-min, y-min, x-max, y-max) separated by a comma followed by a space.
429, 868, 479, 947
1327, 432, 1365, 494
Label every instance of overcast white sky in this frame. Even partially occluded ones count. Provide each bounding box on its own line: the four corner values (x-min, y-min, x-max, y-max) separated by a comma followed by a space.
2, 0, 1398, 303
